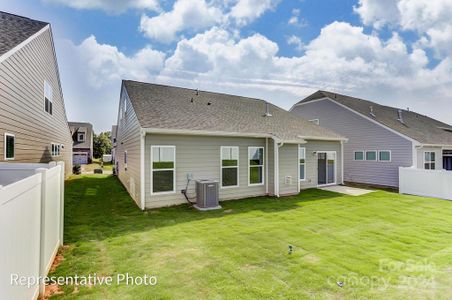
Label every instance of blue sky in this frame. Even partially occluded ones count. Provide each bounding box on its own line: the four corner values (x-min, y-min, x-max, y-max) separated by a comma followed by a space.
1, 0, 451, 132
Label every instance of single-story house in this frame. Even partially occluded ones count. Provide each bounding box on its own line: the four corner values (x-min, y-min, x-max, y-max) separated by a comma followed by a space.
115, 80, 347, 209
0, 11, 72, 176
69, 122, 93, 164
291, 91, 452, 188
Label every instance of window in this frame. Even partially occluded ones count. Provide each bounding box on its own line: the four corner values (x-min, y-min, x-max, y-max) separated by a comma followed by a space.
124, 150, 127, 171
78, 132, 85, 142
379, 151, 391, 162
248, 147, 264, 185
309, 119, 320, 125
44, 81, 53, 115
51, 143, 62, 156
4, 133, 15, 160
354, 151, 364, 161
366, 151, 377, 161
299, 147, 306, 180
151, 146, 175, 194
424, 152, 436, 170
221, 146, 239, 187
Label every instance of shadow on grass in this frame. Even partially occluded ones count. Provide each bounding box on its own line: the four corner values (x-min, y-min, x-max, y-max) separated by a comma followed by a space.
64, 175, 343, 243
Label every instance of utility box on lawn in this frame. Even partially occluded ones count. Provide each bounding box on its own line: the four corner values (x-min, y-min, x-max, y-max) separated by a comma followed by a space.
194, 180, 221, 211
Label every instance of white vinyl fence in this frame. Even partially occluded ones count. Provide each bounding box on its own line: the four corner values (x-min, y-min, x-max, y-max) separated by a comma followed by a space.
399, 167, 452, 201
0, 162, 64, 300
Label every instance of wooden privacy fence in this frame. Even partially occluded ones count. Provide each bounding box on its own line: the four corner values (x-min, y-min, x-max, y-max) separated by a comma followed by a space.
0, 162, 64, 300
399, 167, 452, 201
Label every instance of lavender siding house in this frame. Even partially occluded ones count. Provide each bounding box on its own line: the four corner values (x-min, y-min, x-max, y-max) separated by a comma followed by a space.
291, 91, 452, 188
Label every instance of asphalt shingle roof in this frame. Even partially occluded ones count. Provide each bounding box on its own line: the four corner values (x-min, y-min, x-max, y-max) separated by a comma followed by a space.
123, 80, 345, 142
297, 91, 452, 145
0, 11, 48, 57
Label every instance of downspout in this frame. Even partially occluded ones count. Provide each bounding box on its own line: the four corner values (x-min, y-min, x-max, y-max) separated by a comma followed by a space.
340, 140, 344, 184
265, 137, 269, 195
140, 129, 146, 210
272, 136, 284, 198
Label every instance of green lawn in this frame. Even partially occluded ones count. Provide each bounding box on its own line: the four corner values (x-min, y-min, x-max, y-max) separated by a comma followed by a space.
52, 175, 452, 299
81, 158, 113, 172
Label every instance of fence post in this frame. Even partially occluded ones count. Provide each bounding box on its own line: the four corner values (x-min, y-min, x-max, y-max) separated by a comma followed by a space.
35, 167, 48, 298
57, 161, 65, 245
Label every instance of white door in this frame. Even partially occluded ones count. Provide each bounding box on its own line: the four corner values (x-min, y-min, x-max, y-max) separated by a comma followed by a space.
73, 153, 88, 164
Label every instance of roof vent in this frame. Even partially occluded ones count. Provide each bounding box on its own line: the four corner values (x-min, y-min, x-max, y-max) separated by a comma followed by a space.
369, 106, 376, 118
263, 102, 272, 117
397, 109, 404, 124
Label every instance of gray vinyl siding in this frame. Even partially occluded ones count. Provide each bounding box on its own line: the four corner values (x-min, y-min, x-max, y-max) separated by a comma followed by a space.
278, 144, 298, 195
292, 99, 412, 187
116, 87, 142, 207
0, 27, 73, 176
300, 140, 343, 189
145, 134, 267, 208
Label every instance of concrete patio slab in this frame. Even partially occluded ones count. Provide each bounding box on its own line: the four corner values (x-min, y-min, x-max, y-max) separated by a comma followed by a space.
319, 185, 374, 196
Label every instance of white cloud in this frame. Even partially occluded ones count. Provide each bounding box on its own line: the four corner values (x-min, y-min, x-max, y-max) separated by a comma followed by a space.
44, 0, 160, 13
72, 35, 166, 88
140, 0, 224, 43
288, 8, 307, 27
287, 35, 304, 51
355, 0, 452, 58
229, 0, 280, 26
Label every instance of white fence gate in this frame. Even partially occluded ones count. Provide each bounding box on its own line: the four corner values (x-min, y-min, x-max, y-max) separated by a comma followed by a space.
0, 162, 65, 300
399, 167, 452, 200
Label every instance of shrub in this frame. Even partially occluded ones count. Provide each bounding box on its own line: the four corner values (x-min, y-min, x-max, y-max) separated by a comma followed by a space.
73, 164, 81, 175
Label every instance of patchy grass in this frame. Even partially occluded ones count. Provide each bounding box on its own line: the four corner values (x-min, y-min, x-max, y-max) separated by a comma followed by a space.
81, 158, 113, 173
51, 175, 452, 299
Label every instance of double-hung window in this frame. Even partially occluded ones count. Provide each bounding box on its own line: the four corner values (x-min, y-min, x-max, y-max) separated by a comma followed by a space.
299, 147, 306, 180
221, 146, 239, 187
248, 147, 264, 185
424, 152, 436, 170
151, 146, 176, 194
4, 133, 15, 160
44, 81, 53, 115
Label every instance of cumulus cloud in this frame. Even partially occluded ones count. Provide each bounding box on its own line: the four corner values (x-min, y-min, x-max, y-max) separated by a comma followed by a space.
140, 0, 223, 43
288, 8, 307, 28
355, 0, 452, 58
44, 0, 160, 13
287, 35, 304, 51
229, 0, 280, 26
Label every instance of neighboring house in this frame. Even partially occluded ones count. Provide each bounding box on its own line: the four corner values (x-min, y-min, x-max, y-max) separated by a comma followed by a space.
291, 91, 452, 188
0, 11, 72, 175
69, 122, 93, 164
115, 80, 347, 209
111, 125, 117, 162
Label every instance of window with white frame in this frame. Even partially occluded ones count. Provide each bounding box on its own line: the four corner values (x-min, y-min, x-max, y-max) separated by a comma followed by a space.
5, 133, 15, 160
299, 146, 306, 180
366, 150, 377, 161
151, 146, 175, 194
221, 146, 239, 187
51, 143, 62, 156
379, 151, 391, 162
78, 132, 85, 142
424, 152, 436, 170
44, 81, 53, 115
354, 151, 364, 161
248, 147, 264, 185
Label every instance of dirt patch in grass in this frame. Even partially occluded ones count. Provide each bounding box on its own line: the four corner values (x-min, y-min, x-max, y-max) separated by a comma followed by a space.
40, 283, 64, 300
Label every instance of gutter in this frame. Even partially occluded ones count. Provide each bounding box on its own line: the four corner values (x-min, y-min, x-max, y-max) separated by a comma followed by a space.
140, 129, 146, 210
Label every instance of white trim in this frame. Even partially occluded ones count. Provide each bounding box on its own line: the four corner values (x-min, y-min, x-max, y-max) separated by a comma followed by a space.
150, 145, 176, 195
412, 142, 418, 168
365, 150, 377, 161
140, 130, 145, 210
273, 138, 278, 197
265, 138, 269, 194
248, 146, 265, 186
220, 146, 239, 189
0, 25, 50, 64
353, 150, 365, 161
378, 150, 392, 162
292, 98, 420, 144
77, 132, 85, 142
4, 133, 15, 160
316, 151, 337, 187
340, 141, 344, 184
298, 146, 306, 181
